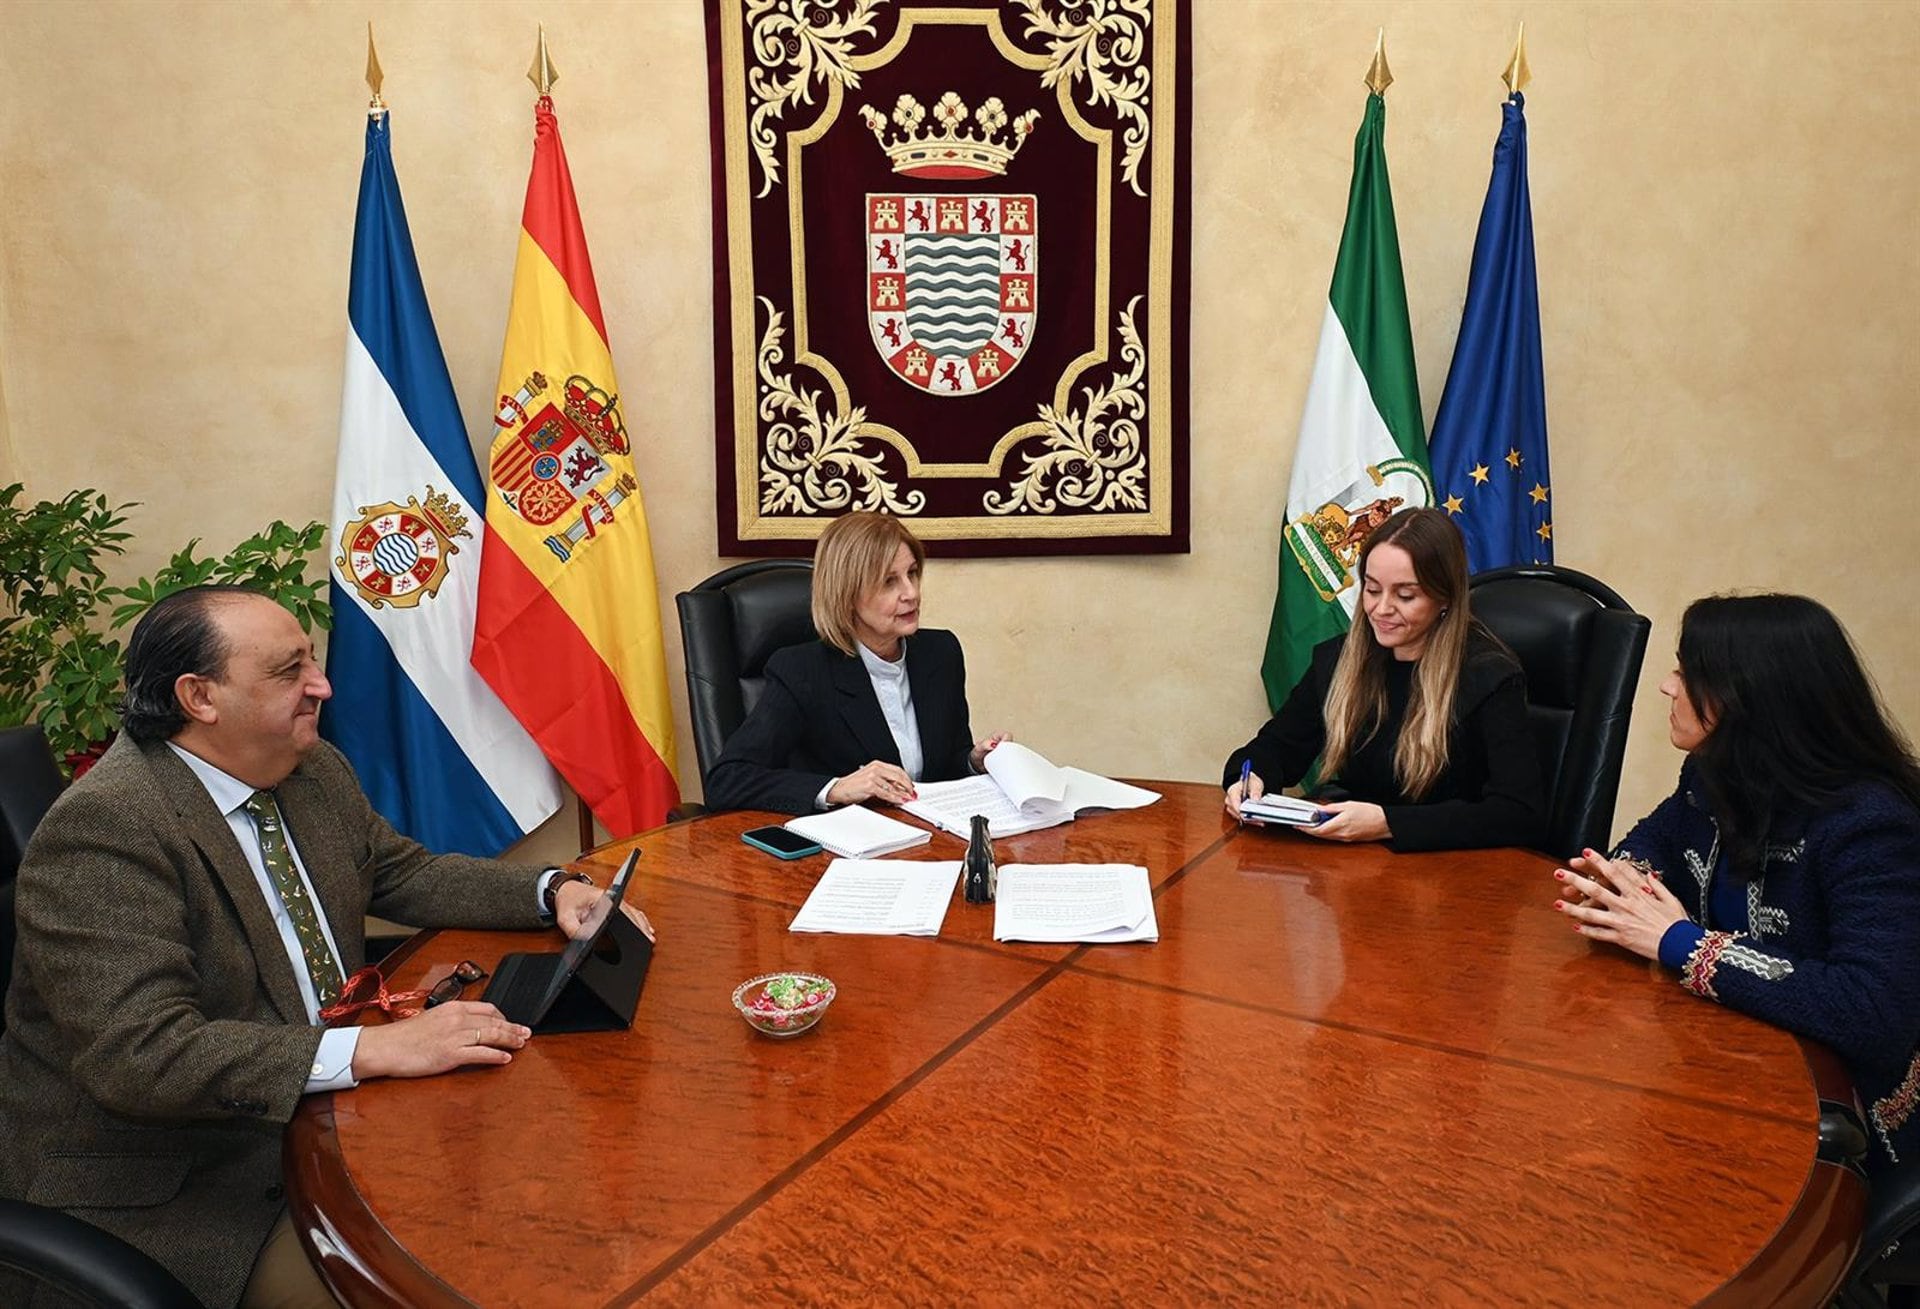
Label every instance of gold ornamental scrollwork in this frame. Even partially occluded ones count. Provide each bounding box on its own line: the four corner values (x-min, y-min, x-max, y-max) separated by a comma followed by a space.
985, 296, 1146, 515
1013, 0, 1154, 197
756, 297, 928, 516
746, 0, 887, 197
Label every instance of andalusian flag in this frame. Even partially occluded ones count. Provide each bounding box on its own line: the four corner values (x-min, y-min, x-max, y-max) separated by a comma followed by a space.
473, 93, 680, 836
1259, 89, 1432, 711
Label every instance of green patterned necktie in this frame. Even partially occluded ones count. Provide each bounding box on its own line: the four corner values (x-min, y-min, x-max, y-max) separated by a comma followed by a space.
243, 790, 344, 1011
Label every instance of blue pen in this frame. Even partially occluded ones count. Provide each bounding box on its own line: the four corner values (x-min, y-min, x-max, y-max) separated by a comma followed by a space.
1237, 759, 1252, 821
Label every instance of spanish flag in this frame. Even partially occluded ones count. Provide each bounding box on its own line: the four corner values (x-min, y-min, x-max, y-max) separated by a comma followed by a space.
473, 94, 679, 836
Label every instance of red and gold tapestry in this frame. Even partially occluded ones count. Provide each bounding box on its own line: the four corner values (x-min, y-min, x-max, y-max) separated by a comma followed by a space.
704, 0, 1191, 555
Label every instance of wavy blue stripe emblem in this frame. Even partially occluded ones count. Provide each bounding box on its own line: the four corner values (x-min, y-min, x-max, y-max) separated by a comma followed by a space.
866, 193, 1037, 395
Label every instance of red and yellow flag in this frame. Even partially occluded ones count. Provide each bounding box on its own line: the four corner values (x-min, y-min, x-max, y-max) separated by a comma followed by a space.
473, 95, 678, 836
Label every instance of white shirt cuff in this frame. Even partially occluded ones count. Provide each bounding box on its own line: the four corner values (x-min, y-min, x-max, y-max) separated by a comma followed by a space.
305, 1027, 362, 1094
815, 779, 838, 810
535, 868, 565, 917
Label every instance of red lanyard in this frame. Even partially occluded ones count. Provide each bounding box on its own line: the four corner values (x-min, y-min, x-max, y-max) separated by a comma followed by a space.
319, 965, 430, 1025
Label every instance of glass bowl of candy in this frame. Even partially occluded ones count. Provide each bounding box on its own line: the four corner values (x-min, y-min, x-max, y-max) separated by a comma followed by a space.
732, 972, 836, 1038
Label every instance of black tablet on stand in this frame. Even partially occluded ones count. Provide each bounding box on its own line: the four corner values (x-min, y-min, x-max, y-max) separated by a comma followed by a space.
482, 849, 652, 1033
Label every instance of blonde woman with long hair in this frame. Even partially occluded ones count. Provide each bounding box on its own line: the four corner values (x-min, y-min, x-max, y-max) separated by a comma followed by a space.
1224, 508, 1545, 850
706, 512, 1005, 814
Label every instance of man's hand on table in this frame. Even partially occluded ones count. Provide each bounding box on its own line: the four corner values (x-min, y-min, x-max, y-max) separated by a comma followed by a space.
351, 1000, 530, 1079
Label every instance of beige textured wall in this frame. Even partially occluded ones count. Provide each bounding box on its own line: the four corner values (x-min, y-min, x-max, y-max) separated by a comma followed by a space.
2, 1, 1915, 865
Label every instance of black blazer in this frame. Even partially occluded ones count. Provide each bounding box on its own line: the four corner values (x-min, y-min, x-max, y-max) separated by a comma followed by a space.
1223, 630, 1545, 852
704, 629, 975, 814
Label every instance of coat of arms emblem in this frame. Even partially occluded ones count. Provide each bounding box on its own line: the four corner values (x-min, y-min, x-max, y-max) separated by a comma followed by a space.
860, 93, 1039, 397
490, 370, 641, 562
867, 192, 1036, 396
1287, 459, 1436, 605
336, 487, 470, 610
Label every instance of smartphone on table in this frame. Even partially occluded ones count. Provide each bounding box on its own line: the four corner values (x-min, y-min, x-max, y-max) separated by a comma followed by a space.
741, 826, 824, 860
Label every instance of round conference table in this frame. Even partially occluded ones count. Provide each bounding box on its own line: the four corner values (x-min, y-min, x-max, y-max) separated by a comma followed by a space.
288, 783, 1866, 1306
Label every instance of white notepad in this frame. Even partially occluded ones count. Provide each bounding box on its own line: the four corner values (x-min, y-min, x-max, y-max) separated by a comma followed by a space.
789, 859, 962, 936
992, 863, 1159, 944
901, 742, 1160, 839
784, 805, 931, 859
1237, 794, 1330, 827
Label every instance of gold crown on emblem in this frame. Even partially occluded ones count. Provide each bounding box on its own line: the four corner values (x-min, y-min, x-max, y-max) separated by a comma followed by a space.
422, 487, 471, 541
859, 92, 1040, 180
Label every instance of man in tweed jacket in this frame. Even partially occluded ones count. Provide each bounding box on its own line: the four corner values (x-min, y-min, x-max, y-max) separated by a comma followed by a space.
0, 587, 646, 1307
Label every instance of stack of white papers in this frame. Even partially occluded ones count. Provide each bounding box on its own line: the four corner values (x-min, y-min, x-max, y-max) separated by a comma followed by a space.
789, 859, 962, 936
784, 805, 932, 858
1237, 794, 1330, 827
992, 864, 1159, 944
902, 741, 1161, 839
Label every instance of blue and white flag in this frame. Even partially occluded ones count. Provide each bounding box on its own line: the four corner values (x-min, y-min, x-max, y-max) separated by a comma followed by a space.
323, 112, 562, 855
1428, 92, 1552, 573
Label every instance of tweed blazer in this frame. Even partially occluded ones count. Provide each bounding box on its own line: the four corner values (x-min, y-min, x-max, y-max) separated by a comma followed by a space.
0, 735, 547, 1309
703, 629, 977, 814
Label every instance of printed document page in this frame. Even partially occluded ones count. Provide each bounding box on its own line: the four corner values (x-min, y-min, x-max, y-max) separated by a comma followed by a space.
902, 743, 1161, 839
789, 859, 962, 936
992, 863, 1159, 944
902, 774, 1054, 838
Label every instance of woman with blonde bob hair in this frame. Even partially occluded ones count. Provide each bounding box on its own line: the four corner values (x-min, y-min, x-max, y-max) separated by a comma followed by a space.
1223, 507, 1545, 850
705, 512, 1004, 814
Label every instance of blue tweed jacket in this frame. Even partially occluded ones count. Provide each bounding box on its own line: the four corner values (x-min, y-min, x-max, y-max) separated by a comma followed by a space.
1613, 764, 1920, 1169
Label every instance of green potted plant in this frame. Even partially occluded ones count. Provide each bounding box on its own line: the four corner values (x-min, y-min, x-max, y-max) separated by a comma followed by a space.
0, 483, 330, 775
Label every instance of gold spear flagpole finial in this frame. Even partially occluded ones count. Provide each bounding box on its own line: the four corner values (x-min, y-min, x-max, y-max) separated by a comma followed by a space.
366, 22, 386, 116
527, 24, 558, 96
1501, 21, 1531, 97
1365, 28, 1394, 97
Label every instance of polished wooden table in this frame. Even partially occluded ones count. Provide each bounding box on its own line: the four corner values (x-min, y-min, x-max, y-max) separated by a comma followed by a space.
289, 784, 1865, 1306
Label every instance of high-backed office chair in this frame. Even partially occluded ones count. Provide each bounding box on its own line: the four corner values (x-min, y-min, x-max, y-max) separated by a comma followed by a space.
0, 1199, 206, 1308
1839, 1159, 1920, 1308
675, 560, 816, 793
1, 724, 68, 1036
1467, 566, 1651, 858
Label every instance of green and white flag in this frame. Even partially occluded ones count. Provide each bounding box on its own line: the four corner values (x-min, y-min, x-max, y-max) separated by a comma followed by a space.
1260, 92, 1433, 710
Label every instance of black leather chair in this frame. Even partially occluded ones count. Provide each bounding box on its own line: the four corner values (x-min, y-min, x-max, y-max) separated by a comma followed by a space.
1, 725, 68, 1037
0, 1199, 206, 1308
1467, 566, 1651, 858
1839, 1159, 1920, 1307
675, 560, 816, 792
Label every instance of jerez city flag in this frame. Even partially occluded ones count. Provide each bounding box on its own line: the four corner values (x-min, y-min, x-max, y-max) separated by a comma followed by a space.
1259, 91, 1433, 711
324, 111, 563, 855
1427, 92, 1552, 573
473, 95, 680, 836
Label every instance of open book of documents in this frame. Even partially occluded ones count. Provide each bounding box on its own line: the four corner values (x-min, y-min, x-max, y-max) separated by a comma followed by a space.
784, 805, 931, 858
992, 864, 1159, 944
1237, 794, 1331, 827
901, 741, 1160, 839
789, 859, 962, 936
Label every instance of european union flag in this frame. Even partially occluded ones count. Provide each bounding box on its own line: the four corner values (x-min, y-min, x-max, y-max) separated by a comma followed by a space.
1428, 93, 1551, 572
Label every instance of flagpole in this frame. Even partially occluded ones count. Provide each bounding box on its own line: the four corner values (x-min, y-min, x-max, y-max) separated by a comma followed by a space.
528, 23, 558, 97
1365, 27, 1393, 97
521, 25, 592, 854
1502, 22, 1531, 100
366, 22, 386, 119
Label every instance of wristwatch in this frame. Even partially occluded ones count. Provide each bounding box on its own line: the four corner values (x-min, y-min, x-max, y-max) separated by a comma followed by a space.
542, 870, 595, 918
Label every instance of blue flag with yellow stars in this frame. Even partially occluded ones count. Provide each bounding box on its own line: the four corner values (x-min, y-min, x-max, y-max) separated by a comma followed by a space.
1428, 92, 1551, 570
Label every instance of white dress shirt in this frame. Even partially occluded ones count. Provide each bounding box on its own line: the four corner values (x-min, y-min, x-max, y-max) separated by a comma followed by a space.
816, 639, 925, 809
